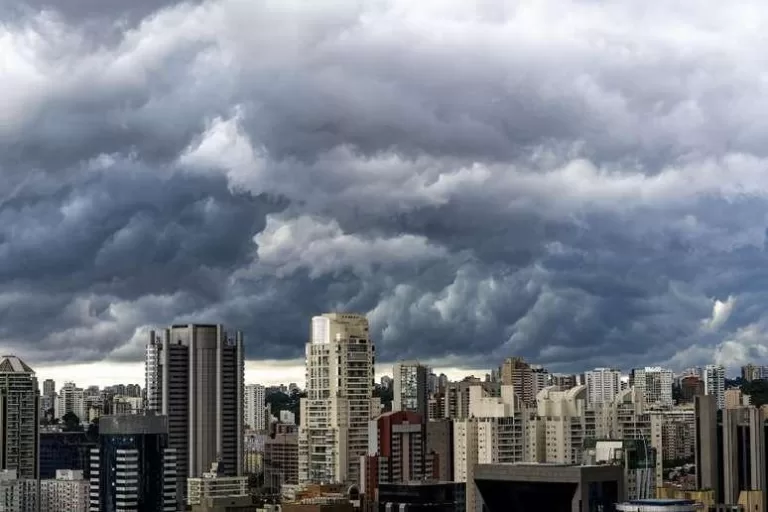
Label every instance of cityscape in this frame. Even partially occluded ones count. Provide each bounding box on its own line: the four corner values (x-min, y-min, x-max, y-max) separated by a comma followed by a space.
6, 1, 768, 512
0, 314, 764, 511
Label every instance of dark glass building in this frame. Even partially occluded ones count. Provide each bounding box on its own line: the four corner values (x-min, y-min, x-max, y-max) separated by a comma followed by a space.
39, 431, 97, 479
89, 414, 177, 512
377, 482, 465, 512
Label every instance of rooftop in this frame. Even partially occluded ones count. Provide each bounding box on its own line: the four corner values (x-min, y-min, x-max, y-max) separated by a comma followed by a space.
0, 355, 34, 374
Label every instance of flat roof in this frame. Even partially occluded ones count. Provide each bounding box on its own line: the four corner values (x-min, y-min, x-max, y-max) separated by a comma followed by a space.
623, 500, 696, 505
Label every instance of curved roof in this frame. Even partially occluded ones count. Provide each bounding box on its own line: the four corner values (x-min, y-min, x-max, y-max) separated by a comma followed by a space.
0, 355, 34, 374
564, 384, 587, 400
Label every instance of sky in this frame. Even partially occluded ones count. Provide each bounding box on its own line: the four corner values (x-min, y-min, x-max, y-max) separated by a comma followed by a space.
3, 0, 768, 387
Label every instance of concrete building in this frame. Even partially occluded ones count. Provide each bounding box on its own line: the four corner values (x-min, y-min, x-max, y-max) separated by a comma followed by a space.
299, 313, 376, 485
40, 470, 89, 512
264, 431, 299, 487
245, 384, 266, 431
473, 463, 625, 512
426, 419, 453, 482
454, 385, 526, 512
361, 411, 438, 506
585, 368, 622, 405
694, 395, 718, 497
145, 324, 245, 503
55, 382, 86, 421
550, 374, 578, 390
616, 499, 699, 511
693, 396, 768, 509
187, 462, 250, 511
631, 367, 674, 407
89, 414, 178, 512
704, 364, 726, 410
500, 357, 536, 405
678, 376, 704, 404
0, 469, 38, 512
0, 356, 40, 480
392, 361, 428, 420
724, 388, 749, 409
531, 385, 594, 464
741, 364, 768, 382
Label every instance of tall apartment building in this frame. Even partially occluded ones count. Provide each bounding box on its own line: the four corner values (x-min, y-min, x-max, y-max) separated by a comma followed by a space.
299, 313, 375, 485
40, 470, 89, 512
679, 375, 704, 403
529, 365, 550, 399
585, 368, 621, 405
145, 324, 245, 504
89, 414, 177, 512
0, 356, 39, 480
454, 385, 526, 512
55, 382, 86, 421
264, 431, 298, 487
361, 410, 436, 505
244, 384, 266, 431
631, 367, 674, 407
426, 420, 453, 482
500, 357, 536, 405
694, 396, 768, 508
741, 364, 768, 382
704, 364, 726, 410
392, 361, 428, 420
531, 385, 595, 464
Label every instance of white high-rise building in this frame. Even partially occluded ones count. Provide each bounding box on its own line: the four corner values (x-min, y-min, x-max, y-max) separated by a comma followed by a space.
632, 367, 674, 407
299, 313, 375, 485
585, 368, 621, 405
55, 382, 86, 422
393, 361, 428, 419
244, 384, 266, 431
454, 385, 526, 512
704, 364, 726, 410
40, 470, 89, 512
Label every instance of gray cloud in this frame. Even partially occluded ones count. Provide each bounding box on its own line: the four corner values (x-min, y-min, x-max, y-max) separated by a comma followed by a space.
3, 0, 768, 374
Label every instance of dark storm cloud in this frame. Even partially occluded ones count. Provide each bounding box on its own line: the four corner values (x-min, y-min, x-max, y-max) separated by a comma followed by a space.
4, 0, 768, 373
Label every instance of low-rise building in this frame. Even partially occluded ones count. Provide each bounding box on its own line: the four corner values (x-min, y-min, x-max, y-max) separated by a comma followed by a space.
40, 470, 89, 512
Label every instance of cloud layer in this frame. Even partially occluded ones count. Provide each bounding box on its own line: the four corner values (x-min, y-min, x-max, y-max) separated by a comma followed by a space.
3, 0, 768, 373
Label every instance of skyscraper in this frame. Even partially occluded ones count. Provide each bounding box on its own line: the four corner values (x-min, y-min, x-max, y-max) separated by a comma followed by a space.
244, 384, 266, 431
393, 361, 428, 419
585, 368, 621, 405
299, 313, 375, 485
704, 364, 726, 410
0, 355, 39, 479
631, 367, 674, 406
145, 324, 244, 504
89, 414, 177, 511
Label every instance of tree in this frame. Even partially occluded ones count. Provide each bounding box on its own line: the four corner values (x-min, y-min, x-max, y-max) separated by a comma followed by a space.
742, 379, 768, 408
86, 417, 99, 440
61, 412, 82, 432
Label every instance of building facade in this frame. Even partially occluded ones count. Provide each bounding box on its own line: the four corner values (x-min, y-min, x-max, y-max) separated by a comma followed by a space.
89, 414, 178, 512
585, 368, 622, 405
631, 367, 674, 407
40, 470, 89, 512
704, 364, 726, 410
392, 362, 428, 420
0, 356, 39, 480
145, 324, 245, 502
299, 314, 375, 485
244, 384, 266, 431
